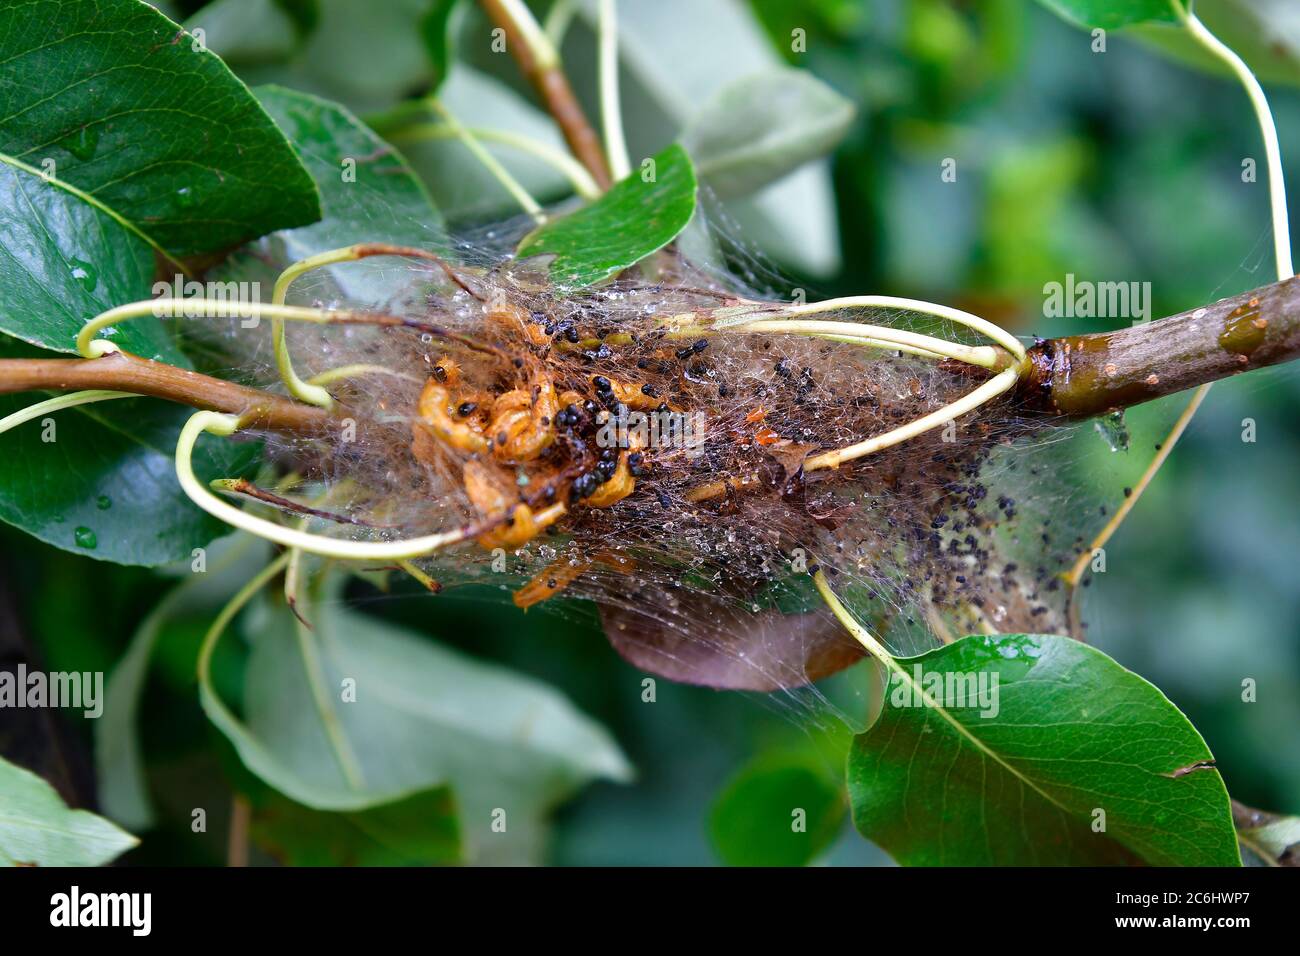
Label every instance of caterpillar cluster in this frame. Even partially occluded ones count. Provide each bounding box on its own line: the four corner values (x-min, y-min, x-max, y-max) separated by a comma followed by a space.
203, 240, 1085, 694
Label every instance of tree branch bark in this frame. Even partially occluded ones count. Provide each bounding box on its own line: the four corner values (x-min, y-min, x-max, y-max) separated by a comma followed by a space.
6, 277, 1300, 437
479, 0, 613, 190
0, 350, 336, 435
1017, 275, 1300, 417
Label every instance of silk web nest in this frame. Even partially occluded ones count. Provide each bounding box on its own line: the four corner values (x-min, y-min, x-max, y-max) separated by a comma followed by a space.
159, 206, 1102, 697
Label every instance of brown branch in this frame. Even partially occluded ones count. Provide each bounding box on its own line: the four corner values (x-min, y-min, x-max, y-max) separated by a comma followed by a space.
214, 477, 394, 528
227, 794, 250, 868
1018, 275, 1300, 417
7, 276, 1300, 439
479, 0, 613, 190
350, 242, 486, 301
0, 350, 336, 435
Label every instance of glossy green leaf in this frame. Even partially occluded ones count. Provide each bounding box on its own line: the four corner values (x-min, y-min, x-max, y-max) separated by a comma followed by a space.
848, 633, 1240, 866
680, 68, 855, 200
0, 755, 137, 866
709, 755, 845, 866
0, 163, 174, 360
517, 145, 697, 288
1036, 0, 1177, 30
0, 339, 257, 565
0, 0, 319, 356
257, 84, 442, 249
251, 787, 462, 866
201, 584, 631, 863
213, 85, 444, 309
0, 0, 319, 255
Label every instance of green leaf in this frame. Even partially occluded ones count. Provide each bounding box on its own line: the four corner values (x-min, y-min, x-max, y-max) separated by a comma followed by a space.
1129, 0, 1300, 87
215, 0, 437, 114
257, 83, 443, 251
848, 633, 1240, 866
213, 85, 444, 308
95, 595, 177, 829
273, 0, 320, 36
420, 0, 460, 89
0, 0, 319, 357
0, 755, 137, 866
183, 0, 317, 66
1235, 805, 1300, 866
709, 755, 846, 866
251, 786, 462, 866
202, 586, 631, 863
517, 144, 697, 288
0, 0, 319, 255
0, 340, 257, 565
680, 68, 855, 200
0, 163, 173, 361
1035, 0, 1177, 30
568, 0, 842, 275
1038, 0, 1300, 87
97, 535, 270, 828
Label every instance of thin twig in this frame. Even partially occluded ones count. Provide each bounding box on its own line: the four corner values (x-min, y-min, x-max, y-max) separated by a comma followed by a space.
227, 794, 250, 867
384, 122, 602, 199
598, 0, 631, 181
212, 478, 395, 529
426, 99, 546, 221
479, 0, 612, 189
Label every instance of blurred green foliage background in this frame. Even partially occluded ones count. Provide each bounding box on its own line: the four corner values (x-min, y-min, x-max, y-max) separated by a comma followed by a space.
2, 0, 1298, 865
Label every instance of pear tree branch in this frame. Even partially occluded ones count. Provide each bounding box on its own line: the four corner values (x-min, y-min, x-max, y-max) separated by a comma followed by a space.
0, 350, 336, 435
1016, 276, 1300, 418
5, 277, 1300, 437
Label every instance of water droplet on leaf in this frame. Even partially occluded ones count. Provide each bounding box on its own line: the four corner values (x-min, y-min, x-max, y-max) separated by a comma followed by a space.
62, 125, 100, 161
1093, 410, 1129, 452
96, 495, 112, 510
70, 258, 97, 292
74, 526, 97, 549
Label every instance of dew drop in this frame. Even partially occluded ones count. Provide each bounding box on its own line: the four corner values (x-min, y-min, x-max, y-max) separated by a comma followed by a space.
62, 124, 100, 161
175, 186, 195, 208
70, 258, 98, 292
96, 495, 112, 510
74, 526, 97, 549
1093, 410, 1129, 453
